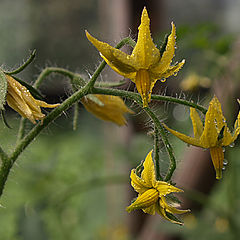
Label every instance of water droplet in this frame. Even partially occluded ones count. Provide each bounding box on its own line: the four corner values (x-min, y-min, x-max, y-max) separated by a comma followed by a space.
161, 78, 166, 83
223, 159, 228, 166
229, 142, 235, 148
222, 166, 226, 171
222, 147, 225, 153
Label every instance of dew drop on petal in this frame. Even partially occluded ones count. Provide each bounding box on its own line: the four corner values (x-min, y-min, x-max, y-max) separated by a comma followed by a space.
229, 142, 235, 148
222, 166, 226, 171
222, 147, 225, 153
223, 159, 228, 166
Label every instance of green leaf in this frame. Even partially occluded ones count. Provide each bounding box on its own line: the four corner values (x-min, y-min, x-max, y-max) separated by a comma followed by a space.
0, 69, 8, 110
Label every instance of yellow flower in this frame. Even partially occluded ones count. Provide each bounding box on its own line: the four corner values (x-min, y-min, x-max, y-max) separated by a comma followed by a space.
86, 7, 184, 107
81, 94, 134, 126
163, 96, 240, 179
126, 150, 189, 225
6, 75, 60, 124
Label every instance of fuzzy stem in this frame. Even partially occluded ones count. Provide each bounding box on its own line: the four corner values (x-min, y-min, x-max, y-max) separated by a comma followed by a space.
154, 125, 163, 180
34, 67, 76, 88
16, 118, 27, 144
0, 145, 8, 163
0, 84, 89, 197
92, 87, 207, 114
144, 107, 176, 181
5, 50, 36, 75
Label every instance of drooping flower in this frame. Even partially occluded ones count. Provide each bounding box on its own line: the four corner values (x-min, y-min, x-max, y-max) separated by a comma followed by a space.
81, 94, 134, 126
126, 150, 189, 225
163, 96, 240, 179
85, 7, 184, 107
6, 75, 60, 124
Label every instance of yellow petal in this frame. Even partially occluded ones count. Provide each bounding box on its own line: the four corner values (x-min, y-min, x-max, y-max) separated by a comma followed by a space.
141, 150, 156, 187
126, 188, 158, 212
154, 181, 183, 197
231, 110, 240, 142
130, 169, 150, 194
150, 60, 185, 80
131, 7, 160, 68
190, 108, 203, 139
151, 22, 177, 75
81, 94, 133, 126
142, 204, 157, 215
200, 96, 232, 148
85, 31, 137, 79
134, 69, 153, 108
6, 75, 59, 123
210, 147, 224, 179
162, 123, 202, 147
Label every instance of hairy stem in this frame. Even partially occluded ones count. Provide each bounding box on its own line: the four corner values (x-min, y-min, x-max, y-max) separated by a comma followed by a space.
0, 84, 89, 197
92, 87, 207, 114
144, 107, 176, 181
34, 67, 76, 88
154, 125, 163, 180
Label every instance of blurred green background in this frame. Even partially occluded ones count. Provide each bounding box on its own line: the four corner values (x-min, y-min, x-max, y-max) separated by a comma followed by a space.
1, 0, 240, 239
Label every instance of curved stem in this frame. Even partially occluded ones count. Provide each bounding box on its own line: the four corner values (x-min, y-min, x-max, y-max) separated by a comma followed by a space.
144, 107, 176, 181
0, 145, 8, 163
34, 67, 76, 88
153, 125, 163, 180
5, 50, 36, 75
0, 84, 89, 197
92, 87, 207, 114
16, 118, 27, 144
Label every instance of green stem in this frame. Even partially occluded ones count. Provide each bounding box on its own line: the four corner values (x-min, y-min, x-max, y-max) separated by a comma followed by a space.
144, 107, 176, 181
5, 50, 36, 75
73, 103, 79, 131
0, 145, 8, 163
34, 67, 76, 88
154, 125, 163, 180
16, 118, 27, 144
0, 84, 90, 197
92, 87, 207, 114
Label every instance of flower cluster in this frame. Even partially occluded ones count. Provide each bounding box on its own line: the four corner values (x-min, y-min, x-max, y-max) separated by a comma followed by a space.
126, 150, 189, 225
1, 5, 239, 228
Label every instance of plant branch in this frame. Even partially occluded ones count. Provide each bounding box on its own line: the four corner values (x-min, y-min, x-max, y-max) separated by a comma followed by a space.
5, 50, 36, 75
92, 87, 207, 114
144, 107, 176, 181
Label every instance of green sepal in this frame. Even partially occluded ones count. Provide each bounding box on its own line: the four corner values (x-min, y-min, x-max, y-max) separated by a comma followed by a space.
166, 194, 182, 205
12, 76, 44, 100
159, 34, 170, 57
95, 79, 127, 88
85, 94, 104, 107
0, 69, 8, 110
165, 211, 183, 225
217, 125, 225, 141
136, 160, 144, 177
